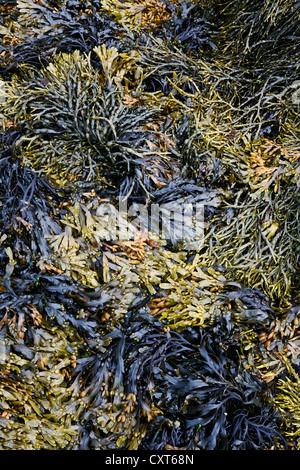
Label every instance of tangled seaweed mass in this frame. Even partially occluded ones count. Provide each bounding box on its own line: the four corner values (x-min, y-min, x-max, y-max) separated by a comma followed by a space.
0, 0, 299, 451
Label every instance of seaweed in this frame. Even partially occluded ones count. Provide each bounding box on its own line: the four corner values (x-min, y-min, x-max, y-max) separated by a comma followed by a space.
273, 360, 300, 448
2, 49, 178, 196
213, 0, 300, 66
0, 0, 299, 452
69, 306, 286, 450
199, 176, 299, 304
0, 0, 134, 75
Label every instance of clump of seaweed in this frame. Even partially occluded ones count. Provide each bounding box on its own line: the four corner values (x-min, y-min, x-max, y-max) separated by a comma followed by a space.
0, 0, 299, 452
273, 359, 300, 449
40, 189, 278, 332
2, 48, 177, 195
0, 316, 83, 449
198, 157, 299, 304
69, 305, 286, 450
0, 0, 134, 75
214, 0, 300, 66
101, 0, 175, 32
